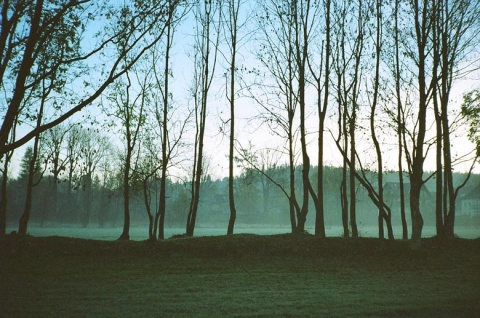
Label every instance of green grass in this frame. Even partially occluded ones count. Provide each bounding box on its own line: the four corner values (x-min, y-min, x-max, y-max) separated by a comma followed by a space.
1, 234, 479, 317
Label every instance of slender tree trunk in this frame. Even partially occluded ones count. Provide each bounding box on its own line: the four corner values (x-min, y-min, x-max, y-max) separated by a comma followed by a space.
119, 153, 131, 240
342, 103, 349, 238
186, 1, 218, 237
370, 0, 393, 240
394, 0, 408, 240
442, 100, 455, 239
312, 0, 331, 240
288, 130, 297, 233
439, 1, 456, 240
431, 0, 444, 239
18, 135, 41, 235
315, 129, 326, 238
157, 7, 173, 240
226, 0, 239, 236
349, 115, 357, 238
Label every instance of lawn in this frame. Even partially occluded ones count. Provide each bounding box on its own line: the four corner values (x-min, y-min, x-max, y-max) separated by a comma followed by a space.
1, 234, 479, 317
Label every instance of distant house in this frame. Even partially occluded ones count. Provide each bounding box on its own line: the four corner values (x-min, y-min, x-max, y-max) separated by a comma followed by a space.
383, 182, 433, 203
383, 182, 434, 218
458, 185, 480, 217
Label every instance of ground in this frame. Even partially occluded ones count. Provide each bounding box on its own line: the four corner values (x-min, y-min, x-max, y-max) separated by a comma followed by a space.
1, 234, 479, 317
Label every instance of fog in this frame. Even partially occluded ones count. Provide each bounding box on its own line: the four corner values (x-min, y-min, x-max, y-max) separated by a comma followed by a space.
5, 166, 480, 239
8, 225, 480, 241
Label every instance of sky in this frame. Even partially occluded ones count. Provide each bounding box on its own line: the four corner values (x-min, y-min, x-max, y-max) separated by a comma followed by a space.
6, 0, 480, 181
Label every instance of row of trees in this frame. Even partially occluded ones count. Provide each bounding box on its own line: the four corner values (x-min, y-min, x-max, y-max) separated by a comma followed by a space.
6, 132, 478, 231
1, 1, 480, 248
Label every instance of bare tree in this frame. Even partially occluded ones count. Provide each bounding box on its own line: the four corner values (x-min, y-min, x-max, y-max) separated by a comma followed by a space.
255, 0, 321, 233
393, 0, 408, 240
331, 0, 363, 237
152, 0, 189, 240
221, 0, 249, 235
306, 0, 331, 238
367, 0, 393, 240
434, 1, 480, 239
186, 0, 221, 237
105, 66, 148, 240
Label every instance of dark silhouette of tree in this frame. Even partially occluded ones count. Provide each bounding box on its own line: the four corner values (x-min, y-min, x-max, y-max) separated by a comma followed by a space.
222, 0, 247, 235
152, 0, 189, 240
392, 0, 408, 240
368, 0, 393, 240
105, 68, 148, 240
186, 0, 221, 237
306, 0, 331, 238
433, 1, 480, 240
331, 0, 364, 238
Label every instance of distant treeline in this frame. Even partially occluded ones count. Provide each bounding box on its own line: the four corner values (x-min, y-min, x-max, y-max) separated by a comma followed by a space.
5, 163, 480, 231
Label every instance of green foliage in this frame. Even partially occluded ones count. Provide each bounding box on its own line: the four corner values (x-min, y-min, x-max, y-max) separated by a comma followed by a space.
461, 90, 480, 157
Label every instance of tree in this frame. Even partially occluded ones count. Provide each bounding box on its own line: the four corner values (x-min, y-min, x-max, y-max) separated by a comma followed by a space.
433, 1, 480, 240
331, 0, 364, 238
18, 142, 45, 235
254, 2, 300, 233
41, 125, 70, 224
77, 130, 111, 228
186, 0, 221, 237
462, 90, 480, 158
221, 0, 249, 235
368, 0, 394, 240
136, 135, 162, 240
18, 70, 52, 235
105, 67, 148, 240
402, 0, 432, 249
0, 0, 177, 157
255, 0, 320, 233
306, 0, 331, 238
151, 0, 189, 240
392, 0, 408, 240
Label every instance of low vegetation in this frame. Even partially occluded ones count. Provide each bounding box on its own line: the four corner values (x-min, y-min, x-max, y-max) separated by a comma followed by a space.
1, 234, 479, 317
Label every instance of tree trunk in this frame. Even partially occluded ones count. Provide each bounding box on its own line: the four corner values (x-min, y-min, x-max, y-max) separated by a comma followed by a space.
349, 117, 358, 238
410, 177, 424, 249
157, 8, 173, 240
227, 0, 238, 236
394, 0, 408, 240
0, 154, 10, 238
119, 154, 131, 240
19, 134, 41, 236
288, 139, 297, 233
409, 0, 429, 249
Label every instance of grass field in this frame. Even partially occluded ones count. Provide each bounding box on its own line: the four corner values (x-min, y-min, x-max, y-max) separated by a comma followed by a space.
1, 234, 479, 317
